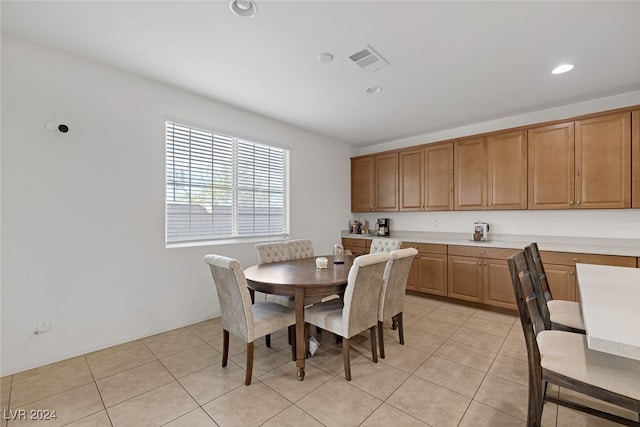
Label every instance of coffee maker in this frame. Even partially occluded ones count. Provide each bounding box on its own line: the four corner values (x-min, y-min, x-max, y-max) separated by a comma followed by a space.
376, 218, 390, 236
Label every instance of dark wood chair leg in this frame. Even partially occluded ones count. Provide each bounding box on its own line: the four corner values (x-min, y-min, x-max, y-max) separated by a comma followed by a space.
245, 342, 254, 386
396, 312, 404, 345
266, 334, 271, 348
377, 320, 385, 359
289, 325, 296, 361
370, 325, 378, 363
222, 329, 229, 367
304, 322, 310, 358
288, 327, 292, 345
342, 337, 351, 381
316, 326, 322, 334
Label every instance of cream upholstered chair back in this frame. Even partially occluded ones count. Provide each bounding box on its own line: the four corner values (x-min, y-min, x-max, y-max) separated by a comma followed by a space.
286, 239, 314, 259
369, 238, 402, 254
342, 252, 391, 338
255, 242, 290, 264
204, 254, 255, 342
379, 247, 418, 321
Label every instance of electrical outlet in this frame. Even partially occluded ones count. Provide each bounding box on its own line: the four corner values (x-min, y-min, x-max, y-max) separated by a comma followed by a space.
432, 219, 438, 227
35, 317, 51, 335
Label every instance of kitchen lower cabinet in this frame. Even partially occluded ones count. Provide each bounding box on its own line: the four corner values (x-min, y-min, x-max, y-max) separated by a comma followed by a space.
447, 246, 520, 310
540, 251, 637, 302
403, 243, 447, 295
341, 237, 371, 257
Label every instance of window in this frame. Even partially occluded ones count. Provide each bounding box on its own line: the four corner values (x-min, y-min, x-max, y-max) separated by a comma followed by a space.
166, 121, 289, 244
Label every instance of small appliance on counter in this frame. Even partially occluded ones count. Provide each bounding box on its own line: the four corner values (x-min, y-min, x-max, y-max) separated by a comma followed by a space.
376, 218, 390, 236
473, 221, 490, 241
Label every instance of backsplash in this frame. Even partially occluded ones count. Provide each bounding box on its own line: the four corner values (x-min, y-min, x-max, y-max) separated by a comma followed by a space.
352, 209, 640, 239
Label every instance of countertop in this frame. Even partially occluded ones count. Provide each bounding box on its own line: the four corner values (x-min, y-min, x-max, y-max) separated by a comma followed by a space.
341, 230, 640, 257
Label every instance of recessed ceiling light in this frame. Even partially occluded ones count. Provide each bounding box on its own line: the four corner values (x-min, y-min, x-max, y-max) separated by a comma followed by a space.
552, 64, 574, 74
318, 53, 334, 63
366, 86, 382, 95
229, 0, 257, 17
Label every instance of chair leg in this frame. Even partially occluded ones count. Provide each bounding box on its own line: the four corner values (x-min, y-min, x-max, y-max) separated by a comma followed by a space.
396, 312, 404, 345
370, 325, 378, 363
245, 342, 254, 386
342, 337, 351, 381
289, 325, 296, 361
222, 329, 229, 367
266, 334, 271, 348
377, 320, 385, 359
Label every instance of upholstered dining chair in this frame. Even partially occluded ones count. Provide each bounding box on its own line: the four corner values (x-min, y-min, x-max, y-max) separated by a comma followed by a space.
304, 252, 392, 381
524, 243, 585, 333
377, 247, 418, 359
508, 251, 640, 426
369, 238, 402, 254
255, 242, 323, 309
286, 239, 315, 259
255, 242, 291, 264
204, 254, 296, 386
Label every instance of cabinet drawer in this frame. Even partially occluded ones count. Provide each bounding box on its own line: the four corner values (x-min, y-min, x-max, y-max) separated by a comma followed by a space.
540, 251, 636, 267
342, 238, 370, 249
402, 242, 447, 254
448, 245, 519, 260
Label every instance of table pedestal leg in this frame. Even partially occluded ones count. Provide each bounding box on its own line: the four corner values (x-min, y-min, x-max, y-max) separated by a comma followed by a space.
294, 288, 306, 381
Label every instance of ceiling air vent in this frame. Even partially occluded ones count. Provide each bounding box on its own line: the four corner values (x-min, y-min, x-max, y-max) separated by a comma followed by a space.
348, 45, 390, 74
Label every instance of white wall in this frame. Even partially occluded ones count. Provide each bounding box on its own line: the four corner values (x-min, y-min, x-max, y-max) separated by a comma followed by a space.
0, 35, 354, 376
355, 92, 640, 239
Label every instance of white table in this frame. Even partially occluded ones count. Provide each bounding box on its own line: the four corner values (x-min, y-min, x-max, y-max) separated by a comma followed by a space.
575, 263, 640, 361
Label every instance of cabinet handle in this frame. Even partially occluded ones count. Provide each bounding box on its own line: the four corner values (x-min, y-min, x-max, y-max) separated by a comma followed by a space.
570, 271, 575, 276
569, 201, 573, 205
576, 201, 581, 205
480, 251, 485, 254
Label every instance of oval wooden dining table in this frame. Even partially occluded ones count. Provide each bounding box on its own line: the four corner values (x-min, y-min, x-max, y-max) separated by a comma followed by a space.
244, 255, 354, 380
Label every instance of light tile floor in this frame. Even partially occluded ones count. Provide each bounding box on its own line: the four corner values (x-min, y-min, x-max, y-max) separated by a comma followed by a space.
1, 294, 637, 427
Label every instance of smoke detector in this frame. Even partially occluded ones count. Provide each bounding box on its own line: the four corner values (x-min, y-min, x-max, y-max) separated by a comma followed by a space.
348, 45, 390, 74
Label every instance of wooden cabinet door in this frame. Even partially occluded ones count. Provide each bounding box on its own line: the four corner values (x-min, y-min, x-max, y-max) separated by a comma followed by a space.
454, 137, 486, 210
416, 253, 447, 296
406, 256, 419, 291
575, 112, 631, 209
528, 122, 575, 209
544, 264, 576, 301
351, 156, 374, 212
399, 149, 424, 211
448, 255, 482, 302
425, 143, 454, 211
487, 130, 527, 209
483, 258, 516, 309
374, 152, 399, 211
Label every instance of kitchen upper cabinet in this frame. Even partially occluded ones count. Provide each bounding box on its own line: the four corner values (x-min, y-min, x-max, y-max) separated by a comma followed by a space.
632, 110, 639, 208
399, 143, 453, 211
454, 130, 527, 210
351, 152, 399, 212
528, 112, 631, 209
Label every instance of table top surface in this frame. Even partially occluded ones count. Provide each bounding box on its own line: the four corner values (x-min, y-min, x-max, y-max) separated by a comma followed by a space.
575, 263, 640, 361
244, 255, 354, 288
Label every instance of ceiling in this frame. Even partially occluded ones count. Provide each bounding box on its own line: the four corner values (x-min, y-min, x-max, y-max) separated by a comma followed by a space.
2, 1, 640, 147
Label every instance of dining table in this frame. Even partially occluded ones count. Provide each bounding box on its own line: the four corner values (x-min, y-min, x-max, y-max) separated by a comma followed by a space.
244, 255, 354, 380
575, 263, 640, 361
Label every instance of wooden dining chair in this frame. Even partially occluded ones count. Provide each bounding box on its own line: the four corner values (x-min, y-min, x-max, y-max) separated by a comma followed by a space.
508, 251, 640, 426
369, 238, 402, 254
204, 254, 296, 385
304, 252, 391, 381
286, 239, 315, 259
524, 242, 585, 333
377, 247, 418, 359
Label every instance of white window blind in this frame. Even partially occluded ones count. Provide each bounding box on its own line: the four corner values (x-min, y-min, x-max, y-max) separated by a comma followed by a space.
166, 121, 289, 244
